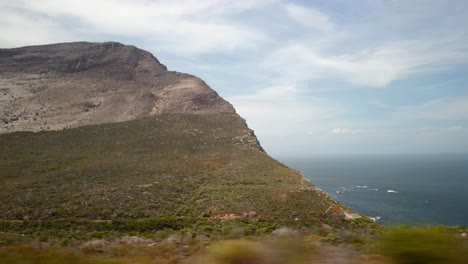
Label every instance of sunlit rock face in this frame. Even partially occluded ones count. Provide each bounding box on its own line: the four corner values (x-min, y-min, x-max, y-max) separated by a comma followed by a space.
0, 41, 235, 133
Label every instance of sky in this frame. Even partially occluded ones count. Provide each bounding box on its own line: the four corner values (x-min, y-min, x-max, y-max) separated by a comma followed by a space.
1, 0, 468, 156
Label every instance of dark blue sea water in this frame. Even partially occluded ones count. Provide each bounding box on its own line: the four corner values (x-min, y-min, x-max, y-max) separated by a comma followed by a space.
279, 154, 468, 226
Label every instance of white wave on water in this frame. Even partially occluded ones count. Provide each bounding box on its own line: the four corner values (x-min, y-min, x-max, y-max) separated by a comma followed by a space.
368, 188, 379, 191
355, 185, 367, 188
387, 190, 399, 193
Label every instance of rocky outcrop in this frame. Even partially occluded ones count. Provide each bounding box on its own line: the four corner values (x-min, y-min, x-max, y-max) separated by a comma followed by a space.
0, 41, 235, 133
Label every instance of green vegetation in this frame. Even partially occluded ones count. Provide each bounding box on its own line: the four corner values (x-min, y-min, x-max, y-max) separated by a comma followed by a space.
205, 240, 268, 264
381, 226, 467, 264
0, 113, 359, 229
0, 225, 465, 263
0, 217, 283, 247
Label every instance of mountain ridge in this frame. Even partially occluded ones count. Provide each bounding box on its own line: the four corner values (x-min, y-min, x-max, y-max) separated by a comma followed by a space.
0, 41, 235, 134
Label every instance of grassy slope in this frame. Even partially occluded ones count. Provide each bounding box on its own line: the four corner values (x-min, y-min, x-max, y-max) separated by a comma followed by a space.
0, 113, 359, 228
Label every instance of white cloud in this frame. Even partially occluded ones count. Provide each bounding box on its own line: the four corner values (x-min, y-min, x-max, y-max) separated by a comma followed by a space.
229, 85, 341, 126
284, 3, 334, 32
3, 0, 467, 87
411, 126, 468, 135
263, 38, 468, 87
228, 84, 343, 152
368, 100, 389, 109
396, 97, 468, 121
0, 10, 74, 47
0, 0, 271, 53
330, 128, 362, 135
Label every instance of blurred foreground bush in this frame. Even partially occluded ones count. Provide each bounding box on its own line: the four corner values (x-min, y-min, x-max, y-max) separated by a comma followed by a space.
206, 240, 268, 264
205, 238, 318, 264
381, 226, 464, 264
0, 246, 100, 264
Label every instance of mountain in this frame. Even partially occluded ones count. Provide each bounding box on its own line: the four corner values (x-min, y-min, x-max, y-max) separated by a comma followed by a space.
0, 42, 233, 133
0, 42, 368, 229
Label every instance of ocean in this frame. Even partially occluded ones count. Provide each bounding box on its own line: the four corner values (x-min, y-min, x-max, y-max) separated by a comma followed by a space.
279, 154, 468, 226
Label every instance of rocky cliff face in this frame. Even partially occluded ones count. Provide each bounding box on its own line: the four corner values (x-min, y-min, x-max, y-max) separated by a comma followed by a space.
0, 42, 235, 133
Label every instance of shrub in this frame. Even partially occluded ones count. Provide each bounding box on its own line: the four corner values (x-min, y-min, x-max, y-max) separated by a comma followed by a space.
321, 232, 341, 244
381, 226, 461, 264
206, 240, 268, 264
